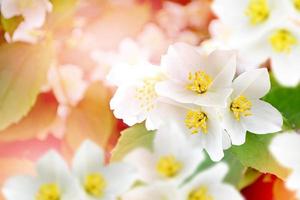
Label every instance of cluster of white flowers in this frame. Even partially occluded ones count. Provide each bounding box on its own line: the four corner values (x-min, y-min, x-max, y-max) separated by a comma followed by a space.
0, 0, 52, 43
121, 123, 244, 200
110, 42, 283, 161
270, 132, 300, 199
211, 0, 300, 87
2, 140, 137, 200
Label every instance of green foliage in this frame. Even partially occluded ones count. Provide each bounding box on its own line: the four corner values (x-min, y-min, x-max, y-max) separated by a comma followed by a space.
228, 133, 289, 180
111, 123, 155, 162
264, 79, 300, 130
0, 41, 53, 131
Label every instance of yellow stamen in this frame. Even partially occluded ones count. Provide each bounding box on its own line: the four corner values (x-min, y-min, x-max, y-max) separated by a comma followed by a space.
294, 0, 300, 10
245, 0, 269, 25
135, 77, 160, 112
188, 186, 214, 200
84, 173, 106, 197
156, 155, 182, 178
186, 71, 212, 95
36, 183, 60, 200
185, 110, 208, 134
230, 96, 252, 121
268, 29, 297, 53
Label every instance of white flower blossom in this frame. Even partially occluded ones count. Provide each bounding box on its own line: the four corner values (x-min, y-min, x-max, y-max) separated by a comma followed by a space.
1, 0, 52, 43
72, 140, 137, 200
109, 61, 169, 130
2, 151, 81, 200
222, 68, 283, 146
156, 42, 236, 108
270, 132, 300, 199
124, 123, 204, 184
211, 0, 300, 86
122, 163, 244, 200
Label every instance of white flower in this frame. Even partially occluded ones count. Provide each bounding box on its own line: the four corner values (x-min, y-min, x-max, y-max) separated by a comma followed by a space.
179, 163, 244, 200
156, 42, 236, 108
122, 163, 244, 200
2, 151, 80, 200
155, 103, 225, 161
270, 132, 300, 199
121, 183, 178, 200
124, 123, 204, 184
109, 62, 168, 130
211, 0, 300, 86
222, 68, 283, 146
1, 0, 52, 43
72, 140, 137, 200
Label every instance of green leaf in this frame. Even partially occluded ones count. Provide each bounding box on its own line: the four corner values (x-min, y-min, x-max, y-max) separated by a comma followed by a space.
264, 77, 300, 129
0, 41, 53, 131
228, 133, 289, 180
1, 15, 24, 36
110, 123, 155, 162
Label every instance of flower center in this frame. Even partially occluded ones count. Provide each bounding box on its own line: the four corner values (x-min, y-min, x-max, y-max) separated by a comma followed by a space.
135, 77, 160, 111
294, 0, 300, 10
245, 0, 269, 25
186, 71, 212, 95
230, 96, 252, 121
156, 155, 182, 178
36, 183, 60, 200
185, 110, 208, 134
84, 173, 107, 197
188, 186, 213, 200
268, 29, 297, 53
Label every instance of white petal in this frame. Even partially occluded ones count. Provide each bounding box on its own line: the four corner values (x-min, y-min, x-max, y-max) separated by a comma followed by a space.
36, 150, 70, 182
193, 89, 232, 107
270, 132, 300, 169
222, 130, 232, 150
161, 42, 205, 82
11, 21, 38, 43
271, 52, 300, 87
123, 148, 158, 183
241, 100, 282, 134
104, 163, 138, 196
2, 176, 38, 200
110, 86, 146, 126
223, 109, 247, 145
203, 119, 224, 161
286, 171, 300, 192
22, 2, 48, 28
182, 163, 228, 194
1, 0, 21, 19
206, 50, 237, 89
232, 68, 271, 99
72, 140, 105, 180
210, 184, 244, 200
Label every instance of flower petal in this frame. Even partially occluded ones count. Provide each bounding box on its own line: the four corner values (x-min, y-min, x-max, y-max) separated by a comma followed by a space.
210, 184, 244, 200
270, 132, 300, 169
232, 68, 270, 99
2, 176, 37, 200
72, 140, 105, 180
241, 100, 282, 134
223, 109, 247, 145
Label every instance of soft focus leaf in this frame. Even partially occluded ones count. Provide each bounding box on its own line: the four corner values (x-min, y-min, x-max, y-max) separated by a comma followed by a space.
0, 92, 58, 142
229, 133, 289, 180
110, 123, 155, 162
64, 82, 116, 152
0, 42, 53, 131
